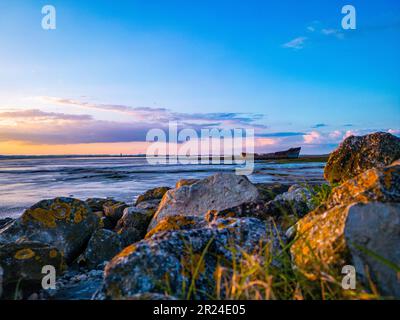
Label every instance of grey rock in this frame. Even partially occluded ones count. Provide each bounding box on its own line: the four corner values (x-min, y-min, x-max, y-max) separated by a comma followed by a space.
148, 173, 259, 230
103, 217, 283, 299
345, 202, 400, 298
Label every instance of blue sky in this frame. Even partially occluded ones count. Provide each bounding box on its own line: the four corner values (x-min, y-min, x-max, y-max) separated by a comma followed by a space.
0, 0, 399, 154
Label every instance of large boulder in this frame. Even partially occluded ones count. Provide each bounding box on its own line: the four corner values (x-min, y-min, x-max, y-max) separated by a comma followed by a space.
291, 202, 400, 297
0, 198, 100, 263
148, 173, 259, 230
0, 242, 66, 298
103, 217, 283, 299
324, 132, 400, 184
80, 229, 123, 269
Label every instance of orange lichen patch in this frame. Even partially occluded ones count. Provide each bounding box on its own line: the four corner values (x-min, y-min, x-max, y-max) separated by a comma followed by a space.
291, 204, 351, 280
73, 207, 86, 224
22, 198, 88, 228
23, 208, 58, 228
51, 201, 71, 219
49, 249, 58, 258
175, 179, 198, 189
328, 169, 380, 207
114, 244, 137, 259
214, 218, 236, 230
145, 216, 197, 239
205, 209, 237, 223
14, 248, 36, 260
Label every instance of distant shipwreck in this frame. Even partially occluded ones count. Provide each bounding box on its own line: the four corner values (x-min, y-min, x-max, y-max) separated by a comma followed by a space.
243, 147, 301, 160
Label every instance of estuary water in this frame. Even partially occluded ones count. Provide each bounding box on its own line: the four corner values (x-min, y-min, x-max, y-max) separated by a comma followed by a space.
0, 156, 325, 218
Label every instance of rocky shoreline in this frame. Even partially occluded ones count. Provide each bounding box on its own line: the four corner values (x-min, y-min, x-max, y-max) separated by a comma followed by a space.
0, 132, 399, 300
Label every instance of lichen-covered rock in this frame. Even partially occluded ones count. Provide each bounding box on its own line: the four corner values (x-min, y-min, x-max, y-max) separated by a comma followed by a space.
324, 132, 400, 184
145, 216, 207, 239
103, 217, 283, 299
0, 242, 66, 297
80, 229, 122, 269
115, 207, 155, 246
0, 197, 99, 263
326, 164, 400, 209
135, 187, 171, 205
291, 202, 400, 297
103, 201, 128, 222
291, 204, 351, 280
148, 173, 259, 230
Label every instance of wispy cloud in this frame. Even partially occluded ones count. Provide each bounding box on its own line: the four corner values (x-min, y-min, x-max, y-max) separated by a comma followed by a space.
0, 96, 269, 145
0, 109, 92, 121
284, 22, 345, 50
282, 37, 308, 50
321, 28, 344, 39
39, 96, 266, 129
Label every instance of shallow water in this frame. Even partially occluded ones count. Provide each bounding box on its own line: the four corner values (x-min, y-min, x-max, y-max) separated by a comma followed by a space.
0, 156, 325, 218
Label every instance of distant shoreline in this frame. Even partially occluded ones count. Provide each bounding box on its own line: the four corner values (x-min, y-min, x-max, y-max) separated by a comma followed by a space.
0, 154, 329, 163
